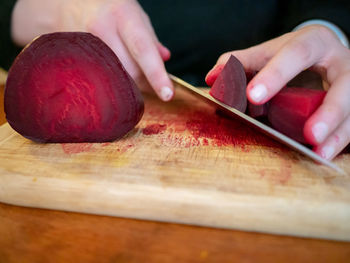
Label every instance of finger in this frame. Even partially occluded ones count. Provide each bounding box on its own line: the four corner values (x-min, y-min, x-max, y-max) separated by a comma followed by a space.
313, 115, 350, 160
116, 3, 174, 101
92, 24, 154, 92
156, 42, 171, 61
96, 28, 140, 77
205, 64, 225, 86
139, 10, 171, 61
205, 48, 269, 86
205, 33, 294, 86
304, 71, 350, 145
86, 6, 142, 79
247, 33, 327, 105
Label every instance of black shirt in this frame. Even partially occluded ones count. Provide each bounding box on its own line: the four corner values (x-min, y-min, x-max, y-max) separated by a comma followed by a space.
1, 0, 350, 85
0, 0, 20, 71
140, 0, 350, 85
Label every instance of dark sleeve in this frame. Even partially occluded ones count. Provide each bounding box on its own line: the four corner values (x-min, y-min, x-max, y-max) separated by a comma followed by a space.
281, 0, 350, 38
140, 0, 281, 85
0, 0, 22, 70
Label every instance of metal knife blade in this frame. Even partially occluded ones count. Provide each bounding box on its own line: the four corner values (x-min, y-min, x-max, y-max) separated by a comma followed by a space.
169, 74, 343, 174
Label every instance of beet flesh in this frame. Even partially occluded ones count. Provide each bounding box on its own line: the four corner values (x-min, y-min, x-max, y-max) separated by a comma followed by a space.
248, 102, 269, 119
209, 55, 247, 112
268, 87, 326, 143
5, 32, 144, 143
244, 70, 269, 118
245, 70, 256, 83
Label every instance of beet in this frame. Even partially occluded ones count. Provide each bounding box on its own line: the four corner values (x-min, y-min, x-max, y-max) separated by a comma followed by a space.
244, 70, 269, 118
248, 102, 269, 119
5, 32, 144, 143
245, 70, 257, 83
268, 87, 326, 143
209, 55, 247, 112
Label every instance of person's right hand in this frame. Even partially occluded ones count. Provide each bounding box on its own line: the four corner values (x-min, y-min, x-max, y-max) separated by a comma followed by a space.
206, 25, 350, 160
12, 0, 174, 101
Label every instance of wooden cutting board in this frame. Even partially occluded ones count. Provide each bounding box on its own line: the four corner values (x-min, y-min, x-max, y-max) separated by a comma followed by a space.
1, 83, 350, 241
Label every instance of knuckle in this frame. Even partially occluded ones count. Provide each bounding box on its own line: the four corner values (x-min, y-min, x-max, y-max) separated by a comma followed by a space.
217, 52, 231, 64
305, 25, 339, 51
314, 25, 337, 43
128, 34, 150, 59
289, 40, 313, 62
268, 66, 285, 82
147, 68, 165, 84
86, 16, 104, 35
323, 103, 347, 122
110, 1, 129, 19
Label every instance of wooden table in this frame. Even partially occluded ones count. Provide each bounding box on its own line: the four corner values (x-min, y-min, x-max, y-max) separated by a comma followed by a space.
1, 84, 350, 263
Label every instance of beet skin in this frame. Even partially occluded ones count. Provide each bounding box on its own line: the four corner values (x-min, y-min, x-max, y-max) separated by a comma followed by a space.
209, 55, 247, 112
5, 32, 144, 143
268, 87, 326, 144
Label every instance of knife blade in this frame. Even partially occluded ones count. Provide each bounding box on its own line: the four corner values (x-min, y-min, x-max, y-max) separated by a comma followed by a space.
169, 74, 344, 174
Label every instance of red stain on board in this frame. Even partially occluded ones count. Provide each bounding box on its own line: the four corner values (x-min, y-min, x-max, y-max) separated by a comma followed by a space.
143, 124, 167, 135
143, 94, 286, 151
61, 143, 93, 154
259, 166, 292, 185
116, 143, 134, 153
177, 110, 279, 150
203, 138, 209, 146
259, 157, 292, 185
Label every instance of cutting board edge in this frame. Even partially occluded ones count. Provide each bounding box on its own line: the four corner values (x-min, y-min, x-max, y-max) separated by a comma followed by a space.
0, 123, 15, 145
1, 199, 349, 242
1, 174, 349, 242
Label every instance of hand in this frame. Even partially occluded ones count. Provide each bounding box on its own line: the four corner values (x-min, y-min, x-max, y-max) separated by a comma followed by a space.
12, 0, 174, 101
206, 25, 350, 160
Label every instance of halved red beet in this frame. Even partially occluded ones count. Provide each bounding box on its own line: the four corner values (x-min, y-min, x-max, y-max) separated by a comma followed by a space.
5, 32, 144, 143
209, 55, 247, 112
268, 87, 326, 143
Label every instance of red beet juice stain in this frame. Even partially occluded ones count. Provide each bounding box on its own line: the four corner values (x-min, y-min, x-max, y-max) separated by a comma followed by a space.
61, 143, 93, 154
143, 94, 285, 150
142, 124, 167, 135
183, 110, 279, 149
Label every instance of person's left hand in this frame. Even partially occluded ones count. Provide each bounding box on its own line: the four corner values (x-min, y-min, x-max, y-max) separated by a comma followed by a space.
206, 25, 350, 160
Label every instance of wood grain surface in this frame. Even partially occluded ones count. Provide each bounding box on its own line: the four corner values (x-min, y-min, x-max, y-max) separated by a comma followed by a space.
1, 79, 350, 262
1, 81, 350, 241
1, 202, 350, 263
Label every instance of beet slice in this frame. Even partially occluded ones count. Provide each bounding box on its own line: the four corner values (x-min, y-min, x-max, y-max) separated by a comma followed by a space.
248, 102, 270, 119
209, 55, 247, 112
244, 70, 269, 118
245, 70, 257, 83
5, 32, 144, 143
268, 87, 326, 143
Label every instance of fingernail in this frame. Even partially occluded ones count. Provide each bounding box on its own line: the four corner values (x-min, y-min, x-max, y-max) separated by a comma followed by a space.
320, 145, 334, 159
250, 84, 267, 103
160, 86, 173, 101
312, 122, 329, 143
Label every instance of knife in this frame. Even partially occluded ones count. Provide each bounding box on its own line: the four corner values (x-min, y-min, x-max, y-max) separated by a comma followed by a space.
169, 74, 344, 174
